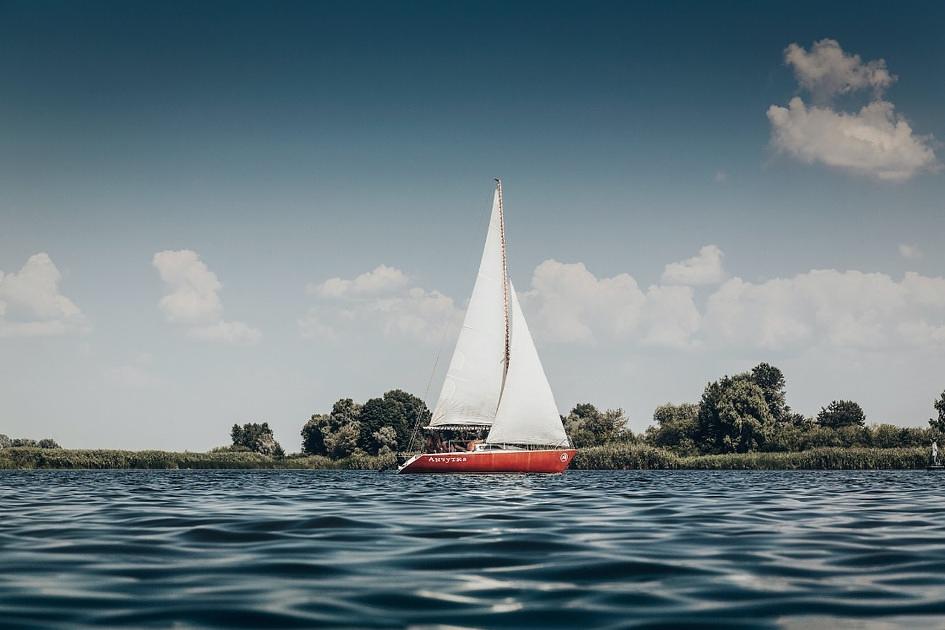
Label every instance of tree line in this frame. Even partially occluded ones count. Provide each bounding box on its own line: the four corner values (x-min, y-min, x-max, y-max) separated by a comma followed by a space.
0, 435, 60, 449
222, 389, 431, 459
219, 364, 945, 458
643, 363, 945, 455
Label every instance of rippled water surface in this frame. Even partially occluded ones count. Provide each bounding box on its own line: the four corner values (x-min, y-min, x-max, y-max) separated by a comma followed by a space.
2, 470, 945, 628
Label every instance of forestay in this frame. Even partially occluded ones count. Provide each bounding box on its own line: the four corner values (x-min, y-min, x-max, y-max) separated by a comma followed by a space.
486, 285, 569, 447
428, 189, 509, 428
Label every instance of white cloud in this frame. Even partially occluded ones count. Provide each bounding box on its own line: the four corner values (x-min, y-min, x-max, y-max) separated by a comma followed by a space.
309, 264, 409, 298
370, 287, 459, 341
301, 265, 461, 344
152, 250, 222, 323
0, 253, 87, 338
898, 243, 922, 260
523, 260, 642, 343
521, 252, 945, 353
767, 98, 937, 182
301, 251, 945, 356
768, 40, 937, 182
661, 245, 726, 286
785, 39, 894, 100
522, 260, 701, 348
703, 269, 945, 350
152, 250, 259, 345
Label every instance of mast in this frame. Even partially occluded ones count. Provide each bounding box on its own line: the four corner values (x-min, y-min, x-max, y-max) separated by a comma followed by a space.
496, 178, 511, 373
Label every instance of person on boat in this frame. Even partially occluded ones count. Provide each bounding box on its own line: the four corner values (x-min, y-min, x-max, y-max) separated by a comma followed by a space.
933, 440, 939, 466
466, 439, 481, 452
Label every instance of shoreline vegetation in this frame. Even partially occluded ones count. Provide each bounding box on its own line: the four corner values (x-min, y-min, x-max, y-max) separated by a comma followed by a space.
4, 363, 942, 471
0, 445, 930, 471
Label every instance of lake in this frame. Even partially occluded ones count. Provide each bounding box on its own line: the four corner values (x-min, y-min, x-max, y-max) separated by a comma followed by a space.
1, 470, 944, 628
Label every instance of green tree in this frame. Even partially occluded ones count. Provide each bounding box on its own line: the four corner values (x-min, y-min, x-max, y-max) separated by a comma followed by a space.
816, 400, 866, 429
716, 378, 773, 452
372, 426, 399, 454
359, 390, 430, 452
37, 438, 60, 449
0, 434, 10, 449
750, 363, 789, 422
697, 375, 773, 453
231, 422, 284, 457
329, 398, 362, 425
563, 403, 632, 447
300, 414, 329, 456
930, 390, 945, 433
301, 398, 363, 456
871, 424, 902, 449
324, 421, 361, 458
645, 403, 700, 454
302, 392, 429, 456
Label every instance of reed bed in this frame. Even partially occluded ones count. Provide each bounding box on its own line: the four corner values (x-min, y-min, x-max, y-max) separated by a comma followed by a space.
0, 448, 399, 470
284, 452, 398, 470
1, 446, 929, 470
0, 448, 276, 469
573, 445, 929, 470
573, 444, 682, 470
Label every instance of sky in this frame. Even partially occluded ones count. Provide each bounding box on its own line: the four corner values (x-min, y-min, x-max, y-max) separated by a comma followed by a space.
2, 0, 944, 450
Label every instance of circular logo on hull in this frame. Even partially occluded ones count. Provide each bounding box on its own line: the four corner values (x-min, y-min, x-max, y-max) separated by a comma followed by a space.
560, 452, 568, 462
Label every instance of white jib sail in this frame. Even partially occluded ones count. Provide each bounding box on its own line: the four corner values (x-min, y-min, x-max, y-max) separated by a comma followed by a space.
429, 188, 509, 427
486, 284, 569, 447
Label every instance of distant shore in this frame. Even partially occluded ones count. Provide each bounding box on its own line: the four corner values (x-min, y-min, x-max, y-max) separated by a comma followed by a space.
0, 445, 931, 470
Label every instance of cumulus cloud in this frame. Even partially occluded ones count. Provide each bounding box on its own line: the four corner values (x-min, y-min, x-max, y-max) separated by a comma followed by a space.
0, 253, 87, 338
703, 270, 945, 350
152, 250, 222, 324
520, 249, 945, 353
301, 249, 945, 356
522, 260, 701, 348
152, 250, 259, 345
301, 265, 461, 344
661, 245, 726, 286
898, 243, 922, 260
768, 40, 937, 182
785, 39, 894, 100
309, 264, 409, 298
767, 98, 937, 182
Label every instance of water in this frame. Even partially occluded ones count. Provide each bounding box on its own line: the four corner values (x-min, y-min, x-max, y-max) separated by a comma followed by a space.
2, 470, 945, 629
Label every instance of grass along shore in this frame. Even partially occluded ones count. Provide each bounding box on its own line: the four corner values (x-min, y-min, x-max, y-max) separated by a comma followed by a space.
0, 448, 398, 470
0, 445, 931, 470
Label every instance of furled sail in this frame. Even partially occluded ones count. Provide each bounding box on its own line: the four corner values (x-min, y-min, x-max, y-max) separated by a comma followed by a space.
486, 284, 569, 447
428, 188, 509, 428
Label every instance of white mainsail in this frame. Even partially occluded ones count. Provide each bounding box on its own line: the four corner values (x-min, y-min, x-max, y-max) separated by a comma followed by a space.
486, 284, 568, 447
429, 188, 509, 428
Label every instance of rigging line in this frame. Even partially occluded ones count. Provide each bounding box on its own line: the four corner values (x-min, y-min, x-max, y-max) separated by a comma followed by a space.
407, 318, 449, 453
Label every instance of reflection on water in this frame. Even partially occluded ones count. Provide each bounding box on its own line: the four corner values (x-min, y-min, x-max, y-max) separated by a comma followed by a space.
1, 470, 945, 628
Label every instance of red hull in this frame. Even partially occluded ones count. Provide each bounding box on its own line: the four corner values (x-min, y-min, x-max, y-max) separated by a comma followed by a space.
398, 449, 577, 474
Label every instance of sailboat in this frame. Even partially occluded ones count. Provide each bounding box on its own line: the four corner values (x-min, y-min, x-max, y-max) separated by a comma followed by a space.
398, 180, 576, 474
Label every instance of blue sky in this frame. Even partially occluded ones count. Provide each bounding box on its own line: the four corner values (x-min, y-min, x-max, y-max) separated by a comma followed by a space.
2, 1, 944, 449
